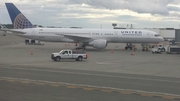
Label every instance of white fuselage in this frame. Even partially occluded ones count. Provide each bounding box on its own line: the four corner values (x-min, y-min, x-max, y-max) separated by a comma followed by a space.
15, 28, 164, 43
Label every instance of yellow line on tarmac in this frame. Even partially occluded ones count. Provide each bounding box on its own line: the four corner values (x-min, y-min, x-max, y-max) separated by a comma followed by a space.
6, 79, 15, 82
20, 81, 30, 84
101, 89, 113, 93
162, 96, 178, 100
1, 77, 180, 100
140, 93, 153, 97
50, 84, 60, 87
34, 82, 45, 85
83, 87, 94, 91
119, 91, 132, 95
66, 86, 76, 88
152, 94, 164, 98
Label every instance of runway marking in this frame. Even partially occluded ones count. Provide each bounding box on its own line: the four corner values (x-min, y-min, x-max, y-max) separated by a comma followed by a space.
34, 82, 45, 85
50, 84, 60, 87
66, 86, 76, 88
2, 66, 180, 84
83, 87, 94, 91
20, 81, 30, 84
162, 96, 177, 100
101, 89, 113, 93
120, 91, 132, 95
7, 79, 15, 82
140, 93, 153, 97
1, 76, 180, 100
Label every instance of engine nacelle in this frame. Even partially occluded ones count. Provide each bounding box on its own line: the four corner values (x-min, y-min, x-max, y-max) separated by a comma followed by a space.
88, 39, 107, 49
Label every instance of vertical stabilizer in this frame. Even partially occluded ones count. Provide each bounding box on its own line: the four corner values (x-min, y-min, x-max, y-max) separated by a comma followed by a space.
5, 3, 33, 29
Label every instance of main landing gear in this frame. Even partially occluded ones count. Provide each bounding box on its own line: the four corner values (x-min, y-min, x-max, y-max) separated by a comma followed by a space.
75, 42, 86, 51
125, 43, 133, 50
141, 44, 150, 51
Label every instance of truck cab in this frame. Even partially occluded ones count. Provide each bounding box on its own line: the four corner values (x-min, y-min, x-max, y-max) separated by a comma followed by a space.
59, 50, 73, 59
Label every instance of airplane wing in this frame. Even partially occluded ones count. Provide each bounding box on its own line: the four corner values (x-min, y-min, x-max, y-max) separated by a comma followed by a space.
56, 34, 92, 42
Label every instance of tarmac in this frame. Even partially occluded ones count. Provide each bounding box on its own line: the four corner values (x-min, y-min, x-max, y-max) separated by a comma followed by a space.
0, 35, 180, 78
0, 34, 180, 101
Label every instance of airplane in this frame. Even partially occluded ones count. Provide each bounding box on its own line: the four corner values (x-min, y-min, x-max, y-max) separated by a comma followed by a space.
2, 3, 164, 50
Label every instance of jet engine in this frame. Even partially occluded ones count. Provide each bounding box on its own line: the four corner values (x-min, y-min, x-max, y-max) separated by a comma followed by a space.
88, 39, 107, 49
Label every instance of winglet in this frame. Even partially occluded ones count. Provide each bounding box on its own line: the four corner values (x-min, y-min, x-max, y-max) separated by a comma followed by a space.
5, 3, 33, 29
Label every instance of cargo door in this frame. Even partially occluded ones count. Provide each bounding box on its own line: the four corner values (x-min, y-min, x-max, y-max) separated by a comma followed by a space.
31, 29, 36, 36
114, 31, 120, 42
146, 33, 150, 38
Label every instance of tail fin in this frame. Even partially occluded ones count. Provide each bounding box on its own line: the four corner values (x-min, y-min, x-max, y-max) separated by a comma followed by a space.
5, 3, 33, 29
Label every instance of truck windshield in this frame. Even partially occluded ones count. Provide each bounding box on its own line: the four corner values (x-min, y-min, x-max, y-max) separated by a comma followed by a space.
59, 50, 64, 54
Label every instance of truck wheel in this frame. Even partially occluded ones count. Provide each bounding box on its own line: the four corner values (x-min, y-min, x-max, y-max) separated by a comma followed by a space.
56, 57, 61, 61
125, 47, 127, 50
78, 56, 82, 61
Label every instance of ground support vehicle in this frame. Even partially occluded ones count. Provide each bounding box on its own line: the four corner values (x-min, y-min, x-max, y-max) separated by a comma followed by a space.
166, 45, 180, 54
25, 39, 44, 45
152, 47, 163, 54
51, 49, 88, 62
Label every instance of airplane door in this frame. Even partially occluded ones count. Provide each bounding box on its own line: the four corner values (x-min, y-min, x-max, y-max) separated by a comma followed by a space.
114, 31, 118, 37
31, 29, 35, 36
147, 33, 150, 38
114, 31, 120, 42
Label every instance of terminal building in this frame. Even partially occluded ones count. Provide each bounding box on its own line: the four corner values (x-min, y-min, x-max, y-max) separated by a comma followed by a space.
146, 28, 175, 41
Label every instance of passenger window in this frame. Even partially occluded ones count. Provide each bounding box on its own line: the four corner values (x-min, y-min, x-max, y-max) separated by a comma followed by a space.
69, 51, 71, 54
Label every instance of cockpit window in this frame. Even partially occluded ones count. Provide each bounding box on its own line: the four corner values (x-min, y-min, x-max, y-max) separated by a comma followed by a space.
155, 34, 160, 37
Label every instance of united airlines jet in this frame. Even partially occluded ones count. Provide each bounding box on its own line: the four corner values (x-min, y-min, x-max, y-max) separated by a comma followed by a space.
3, 3, 164, 49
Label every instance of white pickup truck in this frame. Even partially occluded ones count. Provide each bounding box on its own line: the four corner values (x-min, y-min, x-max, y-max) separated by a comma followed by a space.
51, 49, 88, 61
152, 47, 163, 54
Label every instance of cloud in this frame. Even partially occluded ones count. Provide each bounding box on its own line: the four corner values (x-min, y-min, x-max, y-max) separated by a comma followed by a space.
66, 0, 180, 15
1, 0, 180, 28
1, 0, 179, 15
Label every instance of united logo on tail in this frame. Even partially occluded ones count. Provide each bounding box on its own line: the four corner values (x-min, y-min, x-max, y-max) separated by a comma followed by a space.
5, 3, 33, 29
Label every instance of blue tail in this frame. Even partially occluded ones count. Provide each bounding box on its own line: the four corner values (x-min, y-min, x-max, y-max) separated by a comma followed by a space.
5, 3, 33, 29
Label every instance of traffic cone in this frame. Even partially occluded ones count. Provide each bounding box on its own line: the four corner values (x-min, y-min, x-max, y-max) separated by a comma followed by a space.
30, 50, 33, 55
130, 52, 135, 56
75, 43, 78, 46
111, 50, 114, 53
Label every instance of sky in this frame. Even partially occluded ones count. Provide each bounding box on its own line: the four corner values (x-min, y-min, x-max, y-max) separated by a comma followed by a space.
1, 0, 180, 29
